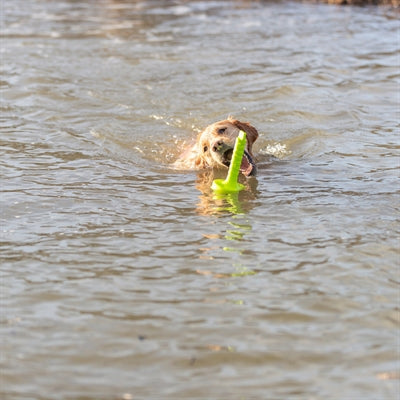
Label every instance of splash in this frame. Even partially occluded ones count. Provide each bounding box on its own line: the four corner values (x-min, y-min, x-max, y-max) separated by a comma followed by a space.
260, 143, 292, 159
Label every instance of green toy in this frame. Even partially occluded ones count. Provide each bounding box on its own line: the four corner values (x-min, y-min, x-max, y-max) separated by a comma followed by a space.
211, 130, 247, 193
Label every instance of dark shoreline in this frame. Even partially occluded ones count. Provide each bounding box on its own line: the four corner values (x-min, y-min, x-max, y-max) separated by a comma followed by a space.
314, 0, 398, 6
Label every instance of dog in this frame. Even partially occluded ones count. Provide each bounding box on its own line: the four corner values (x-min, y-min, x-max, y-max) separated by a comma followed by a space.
174, 117, 259, 177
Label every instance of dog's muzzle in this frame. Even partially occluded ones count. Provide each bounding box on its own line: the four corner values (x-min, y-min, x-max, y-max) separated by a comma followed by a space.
219, 146, 257, 177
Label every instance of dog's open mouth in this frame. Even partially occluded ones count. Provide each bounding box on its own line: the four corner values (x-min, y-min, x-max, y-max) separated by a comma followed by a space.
222, 148, 256, 177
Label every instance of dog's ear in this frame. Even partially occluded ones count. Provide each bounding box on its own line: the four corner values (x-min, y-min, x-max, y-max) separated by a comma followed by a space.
194, 155, 209, 169
193, 130, 210, 169
229, 119, 259, 155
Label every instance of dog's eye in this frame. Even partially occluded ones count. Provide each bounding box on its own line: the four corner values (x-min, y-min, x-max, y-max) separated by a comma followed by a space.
217, 128, 226, 135
203, 145, 208, 152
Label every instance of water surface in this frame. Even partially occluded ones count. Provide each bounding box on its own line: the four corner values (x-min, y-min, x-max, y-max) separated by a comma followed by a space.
1, 1, 399, 399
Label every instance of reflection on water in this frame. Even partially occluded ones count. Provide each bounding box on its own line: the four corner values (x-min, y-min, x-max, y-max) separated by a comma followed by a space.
214, 192, 245, 215
1, 0, 399, 399
195, 169, 259, 215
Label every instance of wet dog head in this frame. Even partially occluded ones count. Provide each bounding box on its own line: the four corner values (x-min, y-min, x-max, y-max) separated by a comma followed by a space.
194, 118, 259, 176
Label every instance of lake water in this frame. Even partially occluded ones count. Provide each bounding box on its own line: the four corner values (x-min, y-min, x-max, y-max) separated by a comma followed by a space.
1, 1, 399, 399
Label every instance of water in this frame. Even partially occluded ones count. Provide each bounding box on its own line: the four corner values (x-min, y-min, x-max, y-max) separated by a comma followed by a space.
1, 1, 399, 399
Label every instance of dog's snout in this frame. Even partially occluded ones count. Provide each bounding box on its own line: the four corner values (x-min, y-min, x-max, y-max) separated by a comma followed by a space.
212, 140, 224, 152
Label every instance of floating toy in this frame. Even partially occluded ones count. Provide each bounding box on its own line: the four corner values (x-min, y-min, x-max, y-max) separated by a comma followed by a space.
211, 131, 247, 193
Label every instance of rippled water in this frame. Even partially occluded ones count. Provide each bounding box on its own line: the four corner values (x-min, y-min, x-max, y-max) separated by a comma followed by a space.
1, 1, 399, 399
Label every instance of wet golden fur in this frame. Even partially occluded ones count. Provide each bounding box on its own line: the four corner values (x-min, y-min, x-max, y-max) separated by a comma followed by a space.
174, 117, 259, 173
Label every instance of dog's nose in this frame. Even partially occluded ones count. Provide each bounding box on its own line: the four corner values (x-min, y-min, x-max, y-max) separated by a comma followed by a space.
212, 140, 224, 152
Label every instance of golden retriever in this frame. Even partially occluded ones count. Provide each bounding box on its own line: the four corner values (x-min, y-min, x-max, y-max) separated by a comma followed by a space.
174, 117, 259, 176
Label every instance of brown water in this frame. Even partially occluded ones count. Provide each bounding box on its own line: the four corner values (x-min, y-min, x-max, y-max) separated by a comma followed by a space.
1, 1, 399, 399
